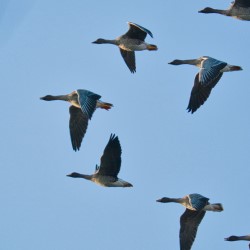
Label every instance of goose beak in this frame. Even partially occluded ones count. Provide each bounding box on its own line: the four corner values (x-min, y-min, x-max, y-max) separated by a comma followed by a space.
156, 198, 163, 202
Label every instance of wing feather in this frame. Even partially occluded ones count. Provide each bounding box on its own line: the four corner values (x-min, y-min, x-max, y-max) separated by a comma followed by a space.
234, 0, 250, 8
124, 22, 153, 41
187, 72, 223, 113
119, 49, 136, 73
69, 106, 89, 151
180, 209, 206, 250
97, 134, 122, 177
76, 89, 101, 119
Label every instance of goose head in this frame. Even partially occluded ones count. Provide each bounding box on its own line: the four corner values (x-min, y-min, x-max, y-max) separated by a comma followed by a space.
92, 38, 108, 44
67, 172, 82, 178
225, 236, 239, 241
156, 197, 172, 203
40, 95, 54, 101
199, 7, 215, 14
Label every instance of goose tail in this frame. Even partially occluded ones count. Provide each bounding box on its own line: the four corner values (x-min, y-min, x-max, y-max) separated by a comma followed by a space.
97, 101, 113, 110
205, 203, 223, 212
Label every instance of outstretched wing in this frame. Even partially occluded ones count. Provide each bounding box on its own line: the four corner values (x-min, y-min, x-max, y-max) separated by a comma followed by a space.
97, 134, 122, 177
187, 72, 223, 113
76, 89, 101, 120
69, 106, 89, 151
124, 22, 153, 41
199, 57, 227, 86
180, 209, 206, 250
120, 49, 136, 73
189, 194, 209, 210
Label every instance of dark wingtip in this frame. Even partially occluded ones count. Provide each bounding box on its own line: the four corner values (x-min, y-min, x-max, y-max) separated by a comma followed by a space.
72, 146, 80, 152
109, 133, 119, 142
186, 106, 196, 114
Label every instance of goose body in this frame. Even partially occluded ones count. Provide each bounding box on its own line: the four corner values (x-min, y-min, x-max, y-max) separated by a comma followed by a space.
157, 193, 223, 250
40, 89, 113, 151
199, 0, 250, 20
92, 22, 158, 73
67, 134, 133, 188
169, 56, 242, 113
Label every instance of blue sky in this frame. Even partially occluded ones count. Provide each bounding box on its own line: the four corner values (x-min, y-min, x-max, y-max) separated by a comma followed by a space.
1, 0, 250, 249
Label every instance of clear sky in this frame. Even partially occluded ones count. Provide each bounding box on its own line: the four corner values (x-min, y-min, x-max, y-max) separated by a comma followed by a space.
1, 0, 250, 250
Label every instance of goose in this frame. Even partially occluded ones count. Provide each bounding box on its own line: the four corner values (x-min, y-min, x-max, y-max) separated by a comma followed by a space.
169, 56, 242, 113
199, 0, 250, 21
92, 21, 158, 73
40, 89, 113, 151
67, 134, 133, 187
157, 193, 223, 250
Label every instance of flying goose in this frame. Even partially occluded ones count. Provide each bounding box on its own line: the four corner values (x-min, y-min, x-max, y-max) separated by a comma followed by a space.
169, 56, 242, 113
157, 193, 223, 250
67, 134, 133, 187
40, 89, 113, 151
92, 21, 158, 73
199, 0, 250, 20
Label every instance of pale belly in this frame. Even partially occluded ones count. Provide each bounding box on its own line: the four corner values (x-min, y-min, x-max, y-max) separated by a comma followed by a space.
119, 43, 147, 51
92, 176, 129, 187
232, 14, 250, 20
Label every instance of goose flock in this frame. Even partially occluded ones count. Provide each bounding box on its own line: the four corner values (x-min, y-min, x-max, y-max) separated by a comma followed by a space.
40, 1, 250, 249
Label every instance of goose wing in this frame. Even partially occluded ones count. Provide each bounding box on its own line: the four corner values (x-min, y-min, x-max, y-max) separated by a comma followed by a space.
199, 57, 227, 86
234, 0, 250, 8
189, 194, 209, 210
76, 89, 101, 120
69, 106, 89, 151
97, 134, 122, 177
187, 71, 223, 113
120, 49, 136, 73
180, 209, 206, 250
124, 22, 153, 41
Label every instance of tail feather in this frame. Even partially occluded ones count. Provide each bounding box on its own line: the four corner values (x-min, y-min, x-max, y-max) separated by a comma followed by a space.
97, 101, 113, 110
147, 44, 158, 51
205, 203, 223, 212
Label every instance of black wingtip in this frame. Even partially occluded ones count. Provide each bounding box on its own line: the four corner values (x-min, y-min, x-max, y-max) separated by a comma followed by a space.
109, 133, 117, 141
186, 107, 196, 114
72, 142, 80, 152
